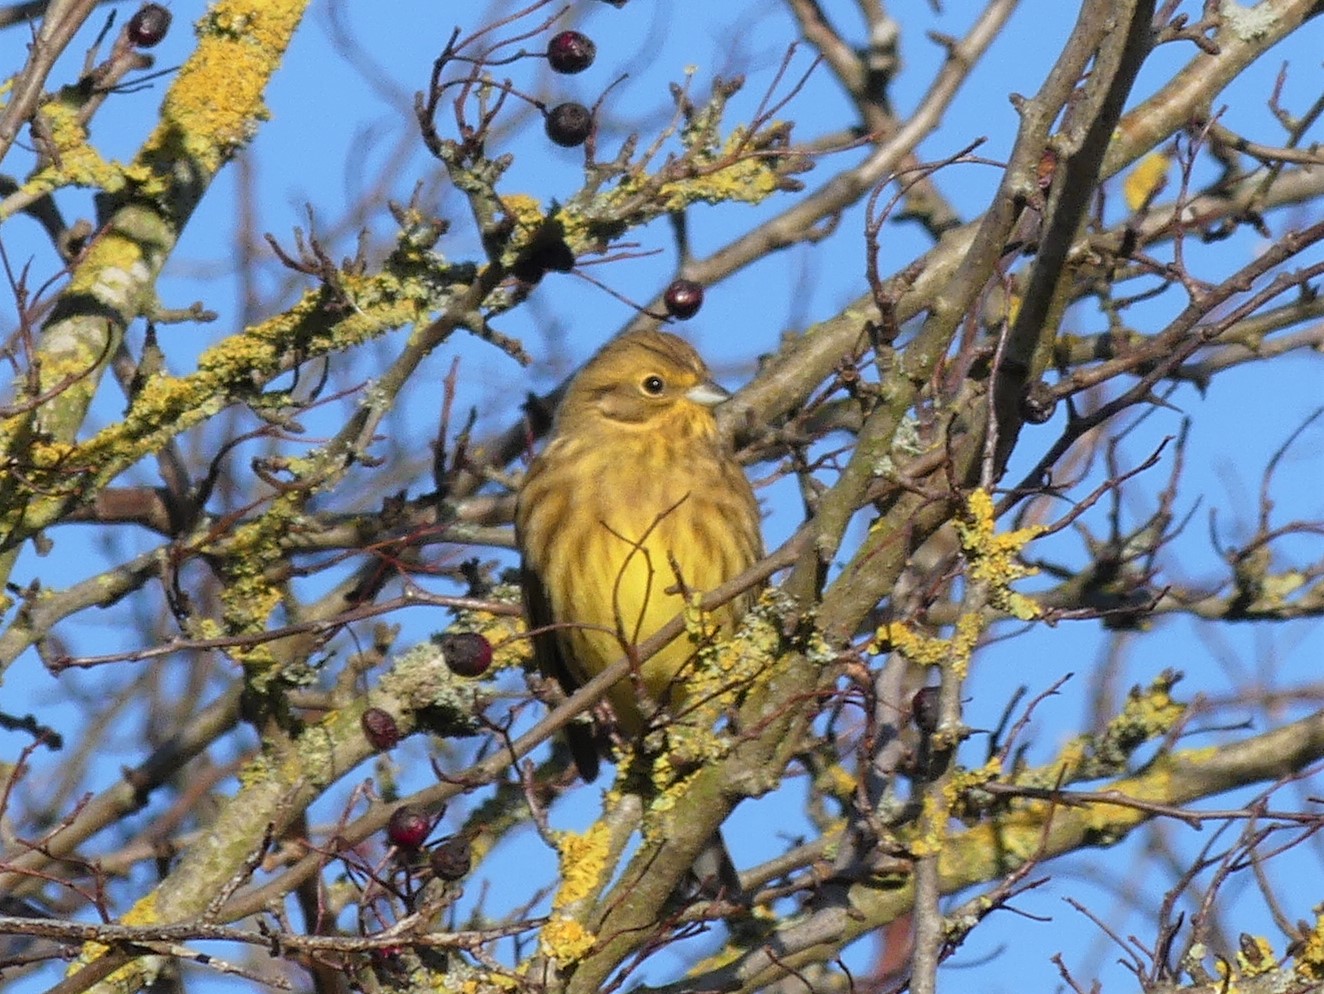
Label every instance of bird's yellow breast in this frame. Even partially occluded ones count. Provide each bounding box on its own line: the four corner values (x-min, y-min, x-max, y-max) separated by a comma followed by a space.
521, 421, 757, 734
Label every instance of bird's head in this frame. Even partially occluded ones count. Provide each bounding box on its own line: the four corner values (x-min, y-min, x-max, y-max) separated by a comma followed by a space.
556, 331, 731, 436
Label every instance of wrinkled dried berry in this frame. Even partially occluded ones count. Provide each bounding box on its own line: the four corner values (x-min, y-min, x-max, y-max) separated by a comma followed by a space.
127, 3, 171, 47
370, 945, 405, 970
361, 708, 400, 750
663, 279, 704, 320
911, 686, 940, 734
1019, 380, 1058, 424
545, 102, 593, 148
429, 836, 472, 881
438, 632, 493, 677
386, 805, 430, 850
547, 31, 596, 74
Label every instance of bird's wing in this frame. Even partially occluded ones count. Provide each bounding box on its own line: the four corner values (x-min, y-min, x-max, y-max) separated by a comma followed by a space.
520, 559, 601, 782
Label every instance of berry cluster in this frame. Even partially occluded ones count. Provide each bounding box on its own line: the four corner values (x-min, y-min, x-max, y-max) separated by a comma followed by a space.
503, 16, 712, 317
543, 30, 597, 147
384, 804, 472, 883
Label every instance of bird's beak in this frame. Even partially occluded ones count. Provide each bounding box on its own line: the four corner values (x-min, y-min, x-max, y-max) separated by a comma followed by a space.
685, 380, 732, 408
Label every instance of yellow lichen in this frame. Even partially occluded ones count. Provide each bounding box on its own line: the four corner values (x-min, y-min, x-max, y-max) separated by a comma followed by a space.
455, 973, 522, 994
1110, 681, 1183, 741
1076, 764, 1176, 836
946, 757, 1001, 805
874, 611, 981, 675
69, 891, 159, 977
204, 492, 311, 668
821, 762, 857, 800
147, 0, 309, 175
956, 489, 1045, 620
1298, 912, 1324, 980
603, 124, 787, 224
907, 792, 949, 858
1052, 736, 1089, 782
25, 439, 77, 470
499, 193, 545, 229
647, 751, 680, 809
23, 103, 124, 194
1236, 934, 1275, 976
652, 589, 782, 772
552, 821, 612, 910
59, 262, 442, 502
539, 916, 596, 964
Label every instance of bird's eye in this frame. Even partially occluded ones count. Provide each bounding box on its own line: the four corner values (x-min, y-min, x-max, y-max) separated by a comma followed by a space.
641, 375, 665, 396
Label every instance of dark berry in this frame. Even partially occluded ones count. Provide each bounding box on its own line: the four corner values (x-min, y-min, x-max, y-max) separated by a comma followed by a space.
663, 279, 704, 320
429, 836, 472, 881
361, 707, 400, 750
510, 254, 547, 285
547, 31, 596, 74
370, 945, 405, 967
439, 632, 493, 677
545, 102, 593, 148
511, 236, 575, 284
541, 238, 576, 273
911, 686, 940, 734
386, 805, 430, 850
126, 3, 171, 47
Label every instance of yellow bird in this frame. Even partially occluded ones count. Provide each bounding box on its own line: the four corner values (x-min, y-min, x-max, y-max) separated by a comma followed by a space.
516, 330, 763, 782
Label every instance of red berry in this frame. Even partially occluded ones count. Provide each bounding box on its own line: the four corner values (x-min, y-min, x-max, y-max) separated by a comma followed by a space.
911, 686, 940, 734
126, 3, 171, 47
663, 279, 704, 320
439, 632, 493, 677
386, 805, 430, 850
429, 836, 472, 881
361, 708, 400, 750
545, 102, 593, 148
547, 31, 596, 74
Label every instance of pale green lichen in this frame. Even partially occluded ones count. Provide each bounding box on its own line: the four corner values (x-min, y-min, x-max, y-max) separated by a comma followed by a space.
1219, 0, 1277, 41
1011, 674, 1186, 789
209, 493, 307, 670
380, 640, 484, 737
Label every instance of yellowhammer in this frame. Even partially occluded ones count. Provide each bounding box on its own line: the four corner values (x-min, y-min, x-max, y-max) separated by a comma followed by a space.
516, 330, 763, 783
